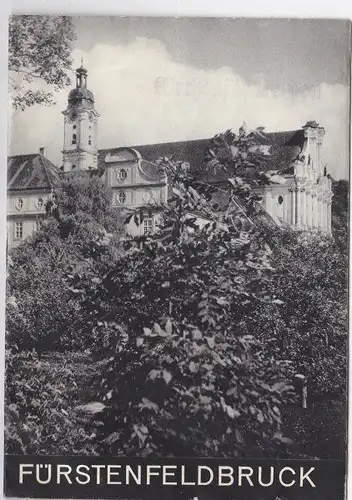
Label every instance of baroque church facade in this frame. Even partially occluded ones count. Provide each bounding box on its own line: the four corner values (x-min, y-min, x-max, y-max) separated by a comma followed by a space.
7, 64, 333, 248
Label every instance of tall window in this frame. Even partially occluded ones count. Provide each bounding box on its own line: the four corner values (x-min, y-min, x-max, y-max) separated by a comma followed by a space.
117, 169, 127, 182
15, 222, 23, 239
72, 134, 77, 145
16, 198, 23, 210
73, 124, 76, 130
118, 191, 126, 204
35, 197, 44, 210
36, 219, 44, 232
143, 218, 153, 235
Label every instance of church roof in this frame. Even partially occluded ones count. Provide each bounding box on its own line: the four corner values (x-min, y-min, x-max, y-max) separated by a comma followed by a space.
97, 128, 305, 182
7, 153, 61, 191
251, 129, 305, 173
97, 139, 210, 174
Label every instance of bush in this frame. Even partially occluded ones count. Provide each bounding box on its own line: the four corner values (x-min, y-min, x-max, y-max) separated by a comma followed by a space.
6, 176, 124, 353
70, 152, 298, 457
5, 349, 95, 455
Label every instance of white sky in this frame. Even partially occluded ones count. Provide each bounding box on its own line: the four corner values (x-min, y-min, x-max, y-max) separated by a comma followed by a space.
8, 17, 351, 179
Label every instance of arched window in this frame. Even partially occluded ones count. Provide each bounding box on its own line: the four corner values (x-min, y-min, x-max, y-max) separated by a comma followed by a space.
278, 195, 283, 205
35, 197, 44, 210
88, 135, 92, 146
72, 134, 77, 145
118, 191, 126, 204
16, 198, 24, 210
73, 124, 76, 130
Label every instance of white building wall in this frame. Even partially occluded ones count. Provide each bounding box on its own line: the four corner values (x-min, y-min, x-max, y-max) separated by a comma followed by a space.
7, 190, 52, 249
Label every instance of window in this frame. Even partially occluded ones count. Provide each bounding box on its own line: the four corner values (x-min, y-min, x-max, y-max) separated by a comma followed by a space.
88, 135, 92, 146
118, 191, 126, 204
72, 134, 77, 145
15, 222, 23, 239
72, 164, 76, 170
73, 124, 76, 130
16, 198, 23, 210
36, 219, 44, 232
278, 195, 283, 205
143, 218, 153, 235
36, 197, 44, 210
117, 169, 127, 182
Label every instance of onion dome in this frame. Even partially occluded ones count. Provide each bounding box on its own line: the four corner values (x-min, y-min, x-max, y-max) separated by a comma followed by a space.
68, 87, 95, 104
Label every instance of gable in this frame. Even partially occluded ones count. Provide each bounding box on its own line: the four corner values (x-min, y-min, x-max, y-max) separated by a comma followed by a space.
104, 147, 141, 164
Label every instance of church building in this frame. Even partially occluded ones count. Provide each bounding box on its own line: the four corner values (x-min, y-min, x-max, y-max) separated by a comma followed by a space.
7, 64, 333, 247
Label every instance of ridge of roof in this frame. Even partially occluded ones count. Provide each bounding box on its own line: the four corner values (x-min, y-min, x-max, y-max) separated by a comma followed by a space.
98, 137, 209, 154
38, 154, 51, 188
8, 153, 38, 160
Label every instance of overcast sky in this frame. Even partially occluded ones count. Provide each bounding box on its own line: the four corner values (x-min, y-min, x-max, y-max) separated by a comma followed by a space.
8, 17, 351, 178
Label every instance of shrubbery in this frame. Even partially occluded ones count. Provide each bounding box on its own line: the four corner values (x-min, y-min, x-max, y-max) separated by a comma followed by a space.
6, 175, 124, 353
67, 147, 299, 457
5, 349, 95, 455
247, 227, 348, 401
5, 130, 348, 459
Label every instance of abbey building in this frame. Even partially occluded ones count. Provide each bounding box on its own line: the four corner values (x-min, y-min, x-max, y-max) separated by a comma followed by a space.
7, 64, 333, 248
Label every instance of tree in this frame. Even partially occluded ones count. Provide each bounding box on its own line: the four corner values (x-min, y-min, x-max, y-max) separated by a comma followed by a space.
249, 227, 347, 400
242, 222, 348, 458
9, 15, 76, 110
331, 179, 348, 249
6, 175, 124, 352
68, 131, 296, 457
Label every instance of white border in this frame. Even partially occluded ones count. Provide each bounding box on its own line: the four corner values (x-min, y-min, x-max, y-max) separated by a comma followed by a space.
5, 0, 352, 18
0, 2, 351, 500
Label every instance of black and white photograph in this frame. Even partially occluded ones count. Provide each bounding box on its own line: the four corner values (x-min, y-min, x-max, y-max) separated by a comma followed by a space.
3, 14, 351, 499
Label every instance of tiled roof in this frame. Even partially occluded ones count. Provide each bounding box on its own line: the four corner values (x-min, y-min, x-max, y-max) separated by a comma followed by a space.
7, 154, 61, 191
98, 128, 305, 183
252, 129, 305, 173
255, 129, 305, 147
98, 139, 210, 175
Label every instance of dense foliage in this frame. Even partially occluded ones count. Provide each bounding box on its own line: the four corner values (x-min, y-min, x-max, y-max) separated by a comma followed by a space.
6, 175, 123, 352
247, 226, 348, 401
5, 129, 348, 459
9, 15, 76, 109
5, 349, 95, 454
64, 142, 298, 457
331, 179, 349, 248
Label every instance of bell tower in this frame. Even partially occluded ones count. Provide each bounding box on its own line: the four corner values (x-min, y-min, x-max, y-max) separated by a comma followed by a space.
62, 61, 99, 172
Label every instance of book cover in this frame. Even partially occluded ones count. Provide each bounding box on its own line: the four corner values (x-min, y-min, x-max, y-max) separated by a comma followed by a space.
4, 15, 350, 500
